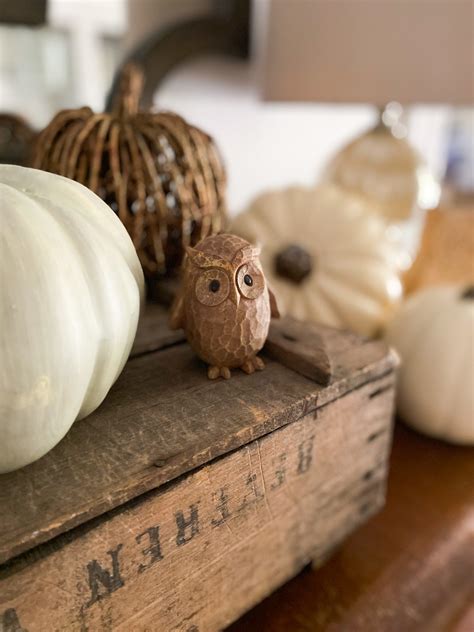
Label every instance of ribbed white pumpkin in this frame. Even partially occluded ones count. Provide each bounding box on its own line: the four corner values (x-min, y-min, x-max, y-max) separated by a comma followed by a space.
232, 185, 404, 337
386, 286, 474, 445
0, 165, 144, 472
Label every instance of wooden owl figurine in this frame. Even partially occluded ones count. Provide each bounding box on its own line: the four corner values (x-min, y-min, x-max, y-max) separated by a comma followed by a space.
170, 233, 279, 379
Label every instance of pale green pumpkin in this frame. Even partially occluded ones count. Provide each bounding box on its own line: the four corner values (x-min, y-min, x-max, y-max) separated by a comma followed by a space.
0, 165, 144, 472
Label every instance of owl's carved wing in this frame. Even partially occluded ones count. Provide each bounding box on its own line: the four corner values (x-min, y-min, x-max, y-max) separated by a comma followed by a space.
268, 286, 280, 319
169, 293, 185, 330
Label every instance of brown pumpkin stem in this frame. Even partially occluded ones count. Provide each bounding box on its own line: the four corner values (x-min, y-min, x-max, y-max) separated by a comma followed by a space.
275, 245, 313, 284
113, 63, 145, 118
461, 285, 474, 300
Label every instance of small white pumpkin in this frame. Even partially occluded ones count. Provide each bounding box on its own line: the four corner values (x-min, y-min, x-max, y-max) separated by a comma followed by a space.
1, 165, 144, 472
386, 286, 474, 445
231, 185, 404, 337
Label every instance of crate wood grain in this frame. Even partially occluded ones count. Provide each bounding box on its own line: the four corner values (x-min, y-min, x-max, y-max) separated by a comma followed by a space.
0, 306, 397, 632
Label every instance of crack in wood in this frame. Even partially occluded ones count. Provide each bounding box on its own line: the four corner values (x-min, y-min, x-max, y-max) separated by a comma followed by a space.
369, 383, 395, 399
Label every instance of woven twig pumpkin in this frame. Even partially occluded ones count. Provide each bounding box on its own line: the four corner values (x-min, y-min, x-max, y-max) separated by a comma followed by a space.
32, 64, 227, 276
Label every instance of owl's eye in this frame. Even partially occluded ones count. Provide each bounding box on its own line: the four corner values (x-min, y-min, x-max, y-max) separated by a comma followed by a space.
195, 269, 229, 306
237, 263, 265, 299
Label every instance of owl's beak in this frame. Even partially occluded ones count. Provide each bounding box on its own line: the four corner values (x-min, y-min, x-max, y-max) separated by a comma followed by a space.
230, 286, 240, 306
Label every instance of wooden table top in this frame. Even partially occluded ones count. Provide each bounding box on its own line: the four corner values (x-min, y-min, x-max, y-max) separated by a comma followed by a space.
229, 423, 474, 632
0, 306, 394, 565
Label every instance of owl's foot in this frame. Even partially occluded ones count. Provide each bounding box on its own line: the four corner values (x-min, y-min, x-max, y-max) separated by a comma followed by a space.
207, 366, 232, 380
241, 356, 265, 375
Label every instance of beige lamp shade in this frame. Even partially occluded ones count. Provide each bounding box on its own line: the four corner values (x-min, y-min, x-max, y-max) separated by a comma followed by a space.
262, 0, 473, 104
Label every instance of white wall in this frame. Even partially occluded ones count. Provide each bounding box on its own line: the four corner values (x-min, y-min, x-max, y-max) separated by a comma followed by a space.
155, 57, 450, 215
49, 0, 127, 111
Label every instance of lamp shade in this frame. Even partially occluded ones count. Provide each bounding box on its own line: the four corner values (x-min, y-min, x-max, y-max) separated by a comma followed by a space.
262, 0, 473, 104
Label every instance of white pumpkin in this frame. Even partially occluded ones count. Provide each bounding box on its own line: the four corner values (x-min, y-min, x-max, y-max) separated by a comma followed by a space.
1, 165, 144, 472
386, 286, 474, 445
231, 185, 404, 337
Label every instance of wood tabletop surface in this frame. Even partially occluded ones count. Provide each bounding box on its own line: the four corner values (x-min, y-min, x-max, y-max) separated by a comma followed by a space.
229, 423, 474, 632
0, 307, 394, 565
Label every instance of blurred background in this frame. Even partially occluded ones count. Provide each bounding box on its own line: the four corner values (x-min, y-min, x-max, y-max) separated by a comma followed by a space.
0, 0, 472, 213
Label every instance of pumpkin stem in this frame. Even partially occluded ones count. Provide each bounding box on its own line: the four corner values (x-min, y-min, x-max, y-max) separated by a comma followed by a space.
113, 63, 145, 118
461, 285, 474, 300
275, 245, 313, 284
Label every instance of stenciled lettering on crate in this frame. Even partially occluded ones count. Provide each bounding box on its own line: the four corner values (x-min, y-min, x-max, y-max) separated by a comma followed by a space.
1, 431, 317, 632
83, 433, 315, 610
0, 376, 393, 632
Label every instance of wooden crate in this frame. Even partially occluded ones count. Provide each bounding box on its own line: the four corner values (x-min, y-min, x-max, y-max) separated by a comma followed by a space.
0, 306, 397, 632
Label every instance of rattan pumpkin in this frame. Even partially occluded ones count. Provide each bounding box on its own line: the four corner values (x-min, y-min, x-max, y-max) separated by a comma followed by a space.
32, 64, 227, 276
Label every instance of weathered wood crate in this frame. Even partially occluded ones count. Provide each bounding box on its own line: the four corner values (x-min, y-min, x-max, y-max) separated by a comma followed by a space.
0, 305, 397, 632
